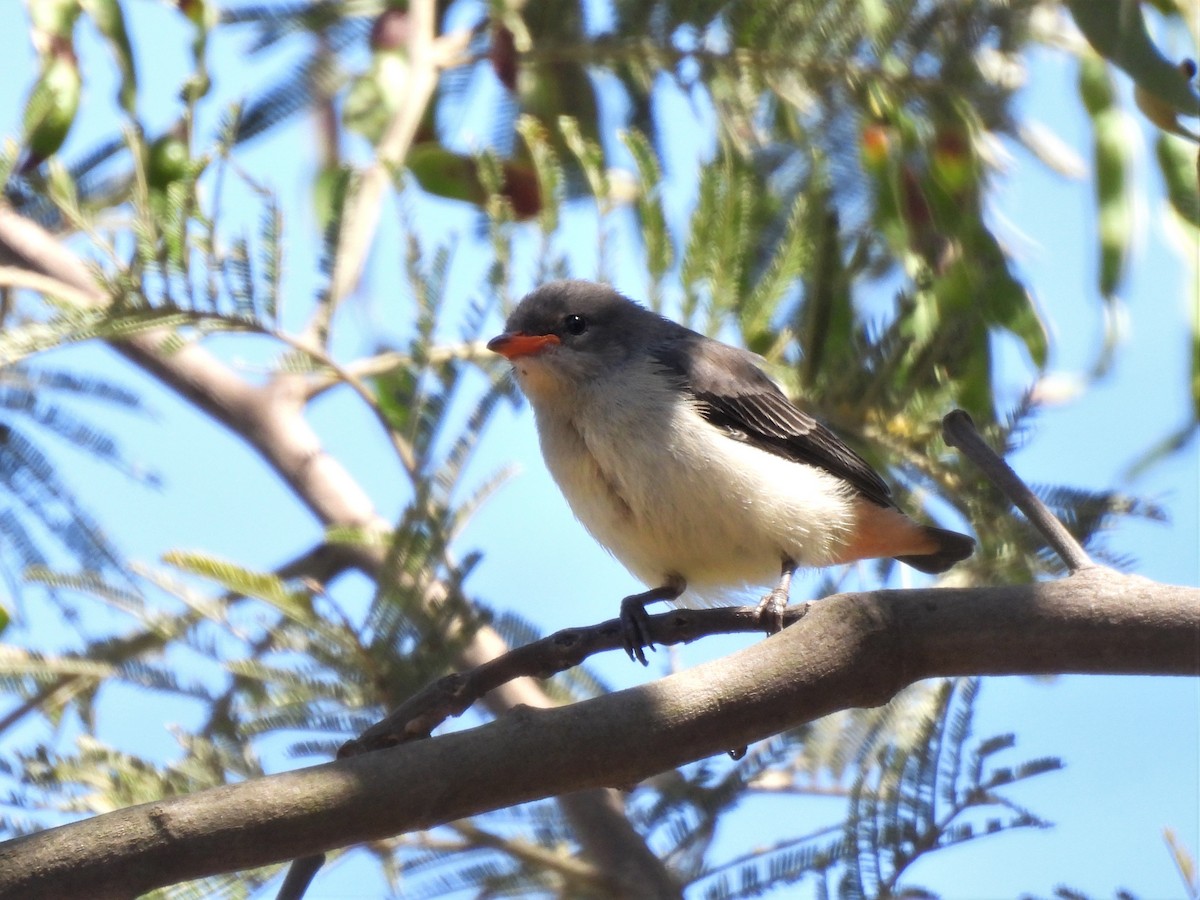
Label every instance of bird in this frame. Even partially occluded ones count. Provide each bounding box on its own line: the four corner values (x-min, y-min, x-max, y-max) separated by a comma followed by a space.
487, 280, 975, 664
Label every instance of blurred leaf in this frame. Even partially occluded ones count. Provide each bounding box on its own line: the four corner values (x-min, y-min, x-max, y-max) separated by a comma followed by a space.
343, 51, 408, 145
558, 115, 607, 201
404, 144, 542, 220
28, 0, 82, 39
145, 128, 192, 193
161, 550, 317, 626
740, 192, 807, 351
519, 61, 601, 165
1123, 421, 1199, 480
795, 195, 853, 385
1067, 0, 1200, 117
619, 128, 674, 304
1136, 76, 1200, 142
679, 158, 774, 332
1164, 827, 1199, 900
406, 143, 479, 203
1079, 54, 1134, 302
489, 22, 518, 91
517, 115, 564, 235
19, 43, 81, 172
965, 228, 1049, 370
1156, 133, 1200, 227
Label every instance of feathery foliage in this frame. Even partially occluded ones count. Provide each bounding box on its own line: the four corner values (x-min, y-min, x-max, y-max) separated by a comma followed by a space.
0, 363, 148, 600
686, 679, 1061, 899
0, 0, 1193, 897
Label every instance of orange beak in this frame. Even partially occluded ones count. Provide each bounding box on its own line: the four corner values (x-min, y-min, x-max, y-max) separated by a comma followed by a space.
486, 332, 561, 359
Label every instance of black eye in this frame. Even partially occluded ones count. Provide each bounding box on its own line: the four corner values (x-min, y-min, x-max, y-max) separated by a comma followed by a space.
563, 314, 588, 336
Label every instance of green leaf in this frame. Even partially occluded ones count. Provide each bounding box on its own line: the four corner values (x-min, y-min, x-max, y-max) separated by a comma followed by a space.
619, 128, 674, 305
1079, 55, 1134, 300
1067, 0, 1200, 118
963, 228, 1049, 370
518, 114, 564, 235
519, 61, 601, 164
741, 192, 807, 353
1156, 134, 1200, 228
146, 130, 191, 192
29, 0, 82, 38
559, 115, 607, 205
161, 550, 316, 625
343, 51, 408, 145
21, 48, 81, 170
805, 214, 857, 386
324, 523, 394, 549
405, 144, 543, 221
678, 157, 768, 332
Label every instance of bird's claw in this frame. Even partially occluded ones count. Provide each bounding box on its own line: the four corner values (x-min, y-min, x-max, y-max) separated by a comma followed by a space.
756, 587, 788, 635
620, 596, 654, 666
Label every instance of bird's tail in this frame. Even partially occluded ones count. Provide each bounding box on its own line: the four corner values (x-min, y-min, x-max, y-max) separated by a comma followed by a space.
895, 526, 976, 574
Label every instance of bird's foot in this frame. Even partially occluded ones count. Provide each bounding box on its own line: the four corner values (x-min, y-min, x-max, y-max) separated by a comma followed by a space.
619, 579, 686, 666
620, 596, 654, 666
756, 586, 789, 635
757, 560, 796, 635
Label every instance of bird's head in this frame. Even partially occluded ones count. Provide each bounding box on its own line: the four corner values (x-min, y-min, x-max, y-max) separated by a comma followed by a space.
488, 281, 660, 405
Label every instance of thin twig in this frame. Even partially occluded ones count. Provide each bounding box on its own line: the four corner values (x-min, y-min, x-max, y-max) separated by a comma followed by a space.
274, 853, 324, 900
305, 3, 473, 341
689, 822, 844, 888
339, 603, 809, 757
304, 341, 494, 401
449, 821, 611, 888
0, 265, 101, 310
942, 409, 1093, 574
265, 327, 419, 477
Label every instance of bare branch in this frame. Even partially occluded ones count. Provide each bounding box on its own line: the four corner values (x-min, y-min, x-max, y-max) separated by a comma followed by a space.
310, 2, 474, 334
341, 604, 809, 756
943, 410, 1095, 573
449, 820, 611, 889
305, 341, 494, 402
274, 853, 324, 900
0, 264, 100, 310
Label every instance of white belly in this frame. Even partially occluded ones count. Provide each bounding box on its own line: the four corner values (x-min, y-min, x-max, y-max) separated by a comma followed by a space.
533, 381, 855, 602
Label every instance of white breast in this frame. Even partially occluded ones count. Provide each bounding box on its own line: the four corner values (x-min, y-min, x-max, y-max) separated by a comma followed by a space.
529, 363, 855, 602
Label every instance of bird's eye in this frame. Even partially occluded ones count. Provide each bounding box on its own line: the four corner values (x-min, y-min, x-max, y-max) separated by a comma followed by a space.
563, 314, 588, 336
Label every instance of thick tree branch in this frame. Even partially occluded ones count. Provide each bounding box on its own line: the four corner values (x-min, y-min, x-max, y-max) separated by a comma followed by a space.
0, 568, 1194, 899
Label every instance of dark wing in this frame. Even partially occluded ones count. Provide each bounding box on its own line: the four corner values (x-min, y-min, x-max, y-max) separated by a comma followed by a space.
653, 335, 894, 508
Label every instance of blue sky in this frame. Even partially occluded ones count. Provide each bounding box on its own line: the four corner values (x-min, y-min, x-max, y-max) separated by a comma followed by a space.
0, 4, 1196, 898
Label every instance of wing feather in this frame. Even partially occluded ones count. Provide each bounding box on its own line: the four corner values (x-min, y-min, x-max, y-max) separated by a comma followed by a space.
653, 335, 894, 508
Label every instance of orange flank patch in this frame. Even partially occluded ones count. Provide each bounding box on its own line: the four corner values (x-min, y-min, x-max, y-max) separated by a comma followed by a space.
834, 500, 939, 564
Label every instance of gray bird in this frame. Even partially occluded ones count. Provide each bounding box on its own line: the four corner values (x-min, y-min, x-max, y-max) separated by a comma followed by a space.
488, 280, 974, 663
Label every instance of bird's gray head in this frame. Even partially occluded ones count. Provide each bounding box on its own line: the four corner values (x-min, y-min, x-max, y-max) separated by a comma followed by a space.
487, 281, 667, 404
